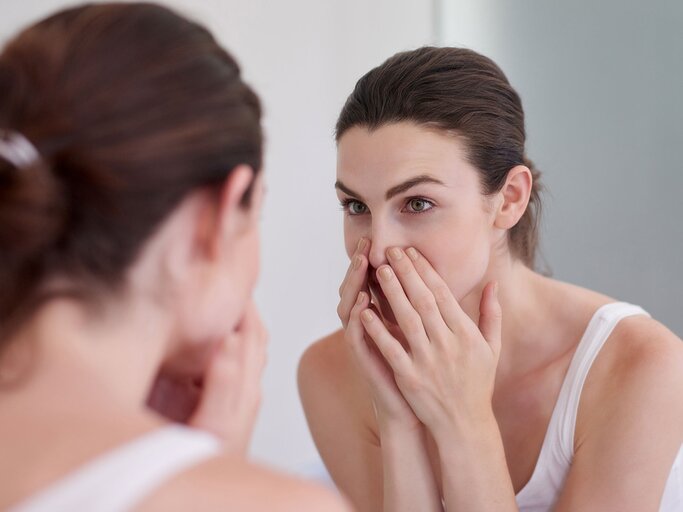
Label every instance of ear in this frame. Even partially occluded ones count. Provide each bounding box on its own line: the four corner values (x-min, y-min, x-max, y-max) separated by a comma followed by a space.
493, 165, 532, 230
213, 165, 261, 252
161, 165, 260, 283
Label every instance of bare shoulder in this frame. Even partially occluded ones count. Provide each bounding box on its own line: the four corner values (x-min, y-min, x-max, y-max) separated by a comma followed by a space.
297, 331, 383, 510
297, 328, 374, 428
135, 454, 351, 512
578, 313, 683, 445
596, 314, 683, 392
298, 328, 350, 380
557, 313, 683, 509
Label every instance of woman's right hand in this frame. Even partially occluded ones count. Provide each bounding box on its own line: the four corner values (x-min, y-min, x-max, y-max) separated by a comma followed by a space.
338, 239, 420, 431
188, 300, 268, 455
148, 301, 267, 457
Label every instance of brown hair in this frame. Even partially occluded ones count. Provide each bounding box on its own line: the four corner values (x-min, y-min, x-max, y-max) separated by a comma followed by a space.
0, 3, 262, 342
336, 46, 542, 268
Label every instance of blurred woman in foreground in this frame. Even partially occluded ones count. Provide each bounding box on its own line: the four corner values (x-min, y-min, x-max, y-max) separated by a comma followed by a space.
0, 3, 349, 511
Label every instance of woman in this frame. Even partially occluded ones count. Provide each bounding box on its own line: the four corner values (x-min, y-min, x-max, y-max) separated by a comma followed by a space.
299, 46, 683, 511
0, 3, 349, 511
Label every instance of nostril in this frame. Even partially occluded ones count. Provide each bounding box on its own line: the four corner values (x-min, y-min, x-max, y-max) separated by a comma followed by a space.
367, 266, 379, 285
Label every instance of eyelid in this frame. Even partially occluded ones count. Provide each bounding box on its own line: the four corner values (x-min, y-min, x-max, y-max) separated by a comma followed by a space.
339, 196, 436, 216
339, 197, 368, 216
402, 196, 436, 214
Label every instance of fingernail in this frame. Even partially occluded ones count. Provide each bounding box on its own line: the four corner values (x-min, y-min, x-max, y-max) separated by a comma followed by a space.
361, 309, 373, 322
406, 247, 419, 261
379, 266, 393, 281
388, 247, 403, 261
357, 238, 367, 252
356, 291, 366, 305
353, 255, 362, 269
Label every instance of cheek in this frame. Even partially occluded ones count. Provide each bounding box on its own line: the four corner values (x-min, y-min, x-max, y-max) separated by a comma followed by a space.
223, 229, 260, 329
343, 219, 362, 259
417, 214, 492, 300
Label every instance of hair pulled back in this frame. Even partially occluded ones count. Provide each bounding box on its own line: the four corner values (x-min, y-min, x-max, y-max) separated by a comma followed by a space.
0, 3, 262, 342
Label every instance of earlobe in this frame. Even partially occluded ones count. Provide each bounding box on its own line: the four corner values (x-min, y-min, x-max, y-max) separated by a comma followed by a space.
494, 165, 532, 230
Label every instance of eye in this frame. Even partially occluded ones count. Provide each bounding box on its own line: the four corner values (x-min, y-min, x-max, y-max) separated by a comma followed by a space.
340, 199, 369, 216
404, 197, 435, 214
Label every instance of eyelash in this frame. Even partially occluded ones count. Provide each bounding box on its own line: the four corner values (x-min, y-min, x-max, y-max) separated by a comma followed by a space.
339, 197, 436, 216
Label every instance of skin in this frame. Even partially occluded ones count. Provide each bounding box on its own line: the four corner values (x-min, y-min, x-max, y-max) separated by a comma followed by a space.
298, 122, 683, 511
0, 166, 350, 512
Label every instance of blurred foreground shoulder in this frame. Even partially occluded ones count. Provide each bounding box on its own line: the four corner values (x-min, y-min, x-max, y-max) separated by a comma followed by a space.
135, 454, 352, 512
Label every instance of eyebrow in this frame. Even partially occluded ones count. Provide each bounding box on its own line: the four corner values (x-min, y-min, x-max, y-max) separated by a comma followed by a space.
335, 174, 446, 201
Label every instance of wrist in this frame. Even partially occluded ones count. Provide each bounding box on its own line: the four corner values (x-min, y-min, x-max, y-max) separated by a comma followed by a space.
376, 413, 423, 438
430, 406, 499, 447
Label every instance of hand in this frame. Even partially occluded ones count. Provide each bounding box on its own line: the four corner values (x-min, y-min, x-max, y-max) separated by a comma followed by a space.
338, 239, 420, 430
358, 247, 502, 436
147, 300, 268, 456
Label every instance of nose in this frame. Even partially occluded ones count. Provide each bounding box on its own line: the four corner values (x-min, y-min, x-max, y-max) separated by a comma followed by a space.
367, 220, 405, 270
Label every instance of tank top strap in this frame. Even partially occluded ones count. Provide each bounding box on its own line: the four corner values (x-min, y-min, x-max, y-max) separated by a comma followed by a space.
553, 301, 650, 463
9, 425, 222, 512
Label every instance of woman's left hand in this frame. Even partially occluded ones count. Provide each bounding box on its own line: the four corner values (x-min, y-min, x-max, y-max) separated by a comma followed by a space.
359, 247, 502, 436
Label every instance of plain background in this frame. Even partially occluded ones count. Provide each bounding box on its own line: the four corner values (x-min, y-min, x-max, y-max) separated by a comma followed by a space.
2, 0, 680, 476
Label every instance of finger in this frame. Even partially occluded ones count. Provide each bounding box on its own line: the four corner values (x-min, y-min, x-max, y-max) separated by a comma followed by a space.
478, 281, 502, 357
189, 338, 242, 439
232, 301, 268, 401
360, 307, 413, 377
346, 293, 394, 377
337, 239, 370, 328
404, 247, 471, 332
374, 263, 431, 360
345, 291, 375, 374
385, 247, 451, 343
338, 237, 370, 298
346, 294, 411, 408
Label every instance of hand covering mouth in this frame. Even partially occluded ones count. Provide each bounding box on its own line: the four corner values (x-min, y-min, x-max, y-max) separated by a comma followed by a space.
368, 270, 398, 326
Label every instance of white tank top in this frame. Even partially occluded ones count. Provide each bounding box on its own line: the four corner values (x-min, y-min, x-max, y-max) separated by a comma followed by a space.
8, 425, 221, 512
515, 302, 683, 511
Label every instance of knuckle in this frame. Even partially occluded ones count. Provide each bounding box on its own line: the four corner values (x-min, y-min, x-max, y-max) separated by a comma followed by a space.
433, 284, 452, 304
414, 294, 438, 315
401, 371, 422, 393
394, 259, 413, 276
336, 302, 346, 320
385, 343, 405, 365
404, 314, 424, 336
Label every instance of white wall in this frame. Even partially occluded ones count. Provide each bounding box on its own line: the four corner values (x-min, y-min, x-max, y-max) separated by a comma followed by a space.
1, 0, 434, 473
439, 0, 683, 336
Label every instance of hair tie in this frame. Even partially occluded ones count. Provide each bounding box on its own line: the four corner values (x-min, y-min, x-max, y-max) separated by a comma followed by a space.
0, 130, 40, 170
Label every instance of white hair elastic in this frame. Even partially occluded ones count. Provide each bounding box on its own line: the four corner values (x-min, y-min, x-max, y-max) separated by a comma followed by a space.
0, 131, 41, 170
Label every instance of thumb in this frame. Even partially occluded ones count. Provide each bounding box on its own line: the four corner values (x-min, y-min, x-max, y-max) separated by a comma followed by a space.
478, 281, 502, 356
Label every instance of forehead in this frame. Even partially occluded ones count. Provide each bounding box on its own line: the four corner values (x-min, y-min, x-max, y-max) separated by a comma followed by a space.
336, 122, 475, 188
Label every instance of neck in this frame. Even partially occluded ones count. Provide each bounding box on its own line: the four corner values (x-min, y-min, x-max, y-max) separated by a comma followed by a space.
459, 251, 558, 381
2, 294, 172, 411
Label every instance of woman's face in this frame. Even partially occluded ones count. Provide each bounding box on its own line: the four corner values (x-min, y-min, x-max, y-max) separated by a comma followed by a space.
336, 122, 501, 318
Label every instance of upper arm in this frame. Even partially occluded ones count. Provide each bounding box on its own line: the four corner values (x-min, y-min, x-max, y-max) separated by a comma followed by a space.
554, 320, 683, 512
298, 332, 384, 512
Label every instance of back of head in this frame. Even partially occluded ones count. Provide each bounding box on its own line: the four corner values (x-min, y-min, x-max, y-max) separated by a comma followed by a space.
0, 2, 262, 342
336, 46, 543, 268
